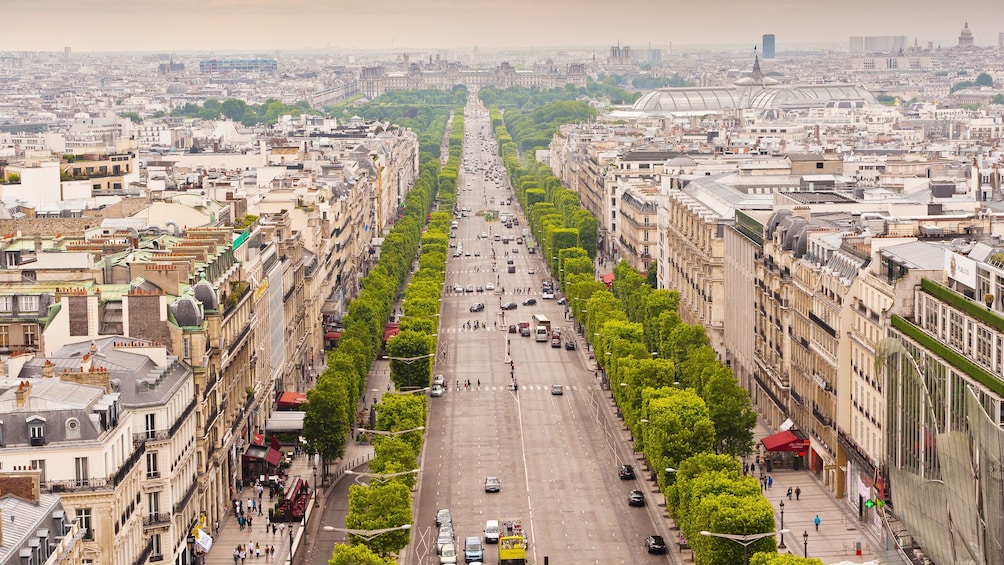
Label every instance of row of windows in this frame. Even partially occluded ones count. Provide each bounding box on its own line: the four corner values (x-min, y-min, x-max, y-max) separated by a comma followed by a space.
0, 295, 40, 313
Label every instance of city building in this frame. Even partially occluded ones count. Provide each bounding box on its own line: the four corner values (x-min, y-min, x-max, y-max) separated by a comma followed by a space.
762, 34, 776, 59
849, 36, 908, 54
959, 22, 975, 48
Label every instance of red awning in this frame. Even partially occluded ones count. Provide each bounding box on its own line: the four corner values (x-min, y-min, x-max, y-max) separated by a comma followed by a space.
265, 447, 282, 466
600, 273, 615, 284
277, 391, 307, 408
324, 331, 341, 340
761, 430, 810, 452
253, 432, 264, 446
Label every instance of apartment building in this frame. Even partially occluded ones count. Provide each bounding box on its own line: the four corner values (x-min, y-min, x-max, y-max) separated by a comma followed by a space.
0, 472, 86, 564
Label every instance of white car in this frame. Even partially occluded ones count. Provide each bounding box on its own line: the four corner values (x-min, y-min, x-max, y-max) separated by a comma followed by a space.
480, 232, 489, 239
527, 267, 535, 275
454, 284, 464, 293
439, 542, 458, 564
486, 282, 495, 291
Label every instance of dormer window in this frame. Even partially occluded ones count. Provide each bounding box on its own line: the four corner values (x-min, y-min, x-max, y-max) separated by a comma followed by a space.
27, 416, 45, 446
65, 418, 81, 440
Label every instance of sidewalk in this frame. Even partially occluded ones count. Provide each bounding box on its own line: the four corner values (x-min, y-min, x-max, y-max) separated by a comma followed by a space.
751, 420, 880, 564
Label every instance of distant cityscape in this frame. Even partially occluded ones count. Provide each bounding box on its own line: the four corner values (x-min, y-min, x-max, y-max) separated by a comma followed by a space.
0, 19, 1002, 565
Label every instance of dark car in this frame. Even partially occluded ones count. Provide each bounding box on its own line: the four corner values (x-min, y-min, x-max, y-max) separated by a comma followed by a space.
564, 340, 577, 350
521, 298, 537, 306
501, 302, 518, 310
619, 464, 636, 480
644, 535, 667, 554
628, 490, 645, 507
469, 303, 485, 312
508, 324, 518, 334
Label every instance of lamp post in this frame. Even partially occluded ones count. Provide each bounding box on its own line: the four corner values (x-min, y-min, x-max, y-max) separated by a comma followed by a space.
322, 524, 413, 541
700, 529, 790, 565
363, 426, 425, 438
802, 530, 808, 557
344, 468, 420, 485
312, 462, 318, 508
778, 501, 786, 549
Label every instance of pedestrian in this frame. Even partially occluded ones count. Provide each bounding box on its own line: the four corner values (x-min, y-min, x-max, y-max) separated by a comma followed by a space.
239, 545, 247, 564
278, 523, 285, 537
767, 476, 773, 489
233, 547, 240, 565
248, 515, 253, 528
256, 542, 261, 558
786, 486, 793, 500
814, 514, 821, 531
477, 379, 481, 388
795, 486, 801, 500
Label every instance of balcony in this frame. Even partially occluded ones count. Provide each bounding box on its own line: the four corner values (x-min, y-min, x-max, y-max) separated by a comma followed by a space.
113, 443, 145, 486
812, 405, 833, 428
143, 512, 172, 527
43, 478, 111, 493
133, 539, 154, 565
174, 478, 199, 514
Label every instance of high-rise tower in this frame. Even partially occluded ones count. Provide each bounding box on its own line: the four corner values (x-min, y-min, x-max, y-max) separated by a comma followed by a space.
762, 34, 776, 59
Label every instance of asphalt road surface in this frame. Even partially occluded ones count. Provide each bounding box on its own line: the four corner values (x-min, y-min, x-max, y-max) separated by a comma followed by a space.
403, 99, 674, 565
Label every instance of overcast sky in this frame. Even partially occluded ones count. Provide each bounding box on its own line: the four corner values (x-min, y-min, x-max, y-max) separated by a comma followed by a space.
6, 0, 1002, 52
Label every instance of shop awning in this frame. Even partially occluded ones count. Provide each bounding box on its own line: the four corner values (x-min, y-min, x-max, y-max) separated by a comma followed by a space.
253, 432, 264, 446
277, 392, 307, 409
265, 411, 305, 433
761, 429, 810, 452
324, 331, 341, 340
265, 447, 282, 466
242, 445, 268, 461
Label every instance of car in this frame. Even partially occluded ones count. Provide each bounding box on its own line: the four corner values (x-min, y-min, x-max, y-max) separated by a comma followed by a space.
464, 536, 484, 562
644, 535, 667, 554
486, 282, 495, 290
450, 232, 457, 239
465, 285, 475, 293
476, 285, 484, 292
557, 297, 568, 305
474, 251, 481, 257
519, 323, 531, 337
565, 340, 577, 350
521, 298, 537, 306
453, 251, 461, 258
507, 265, 516, 273
484, 476, 501, 493
551, 384, 563, 395
480, 232, 489, 239
628, 490, 645, 506
619, 464, 636, 480
508, 324, 518, 333
431, 384, 445, 397
433, 374, 446, 387
527, 267, 535, 275
470, 303, 484, 312
437, 525, 455, 554
449, 241, 457, 248
501, 302, 518, 310
494, 234, 501, 241
435, 508, 452, 528
439, 542, 458, 564
464, 251, 471, 257
511, 247, 519, 254
454, 284, 464, 293
516, 237, 524, 244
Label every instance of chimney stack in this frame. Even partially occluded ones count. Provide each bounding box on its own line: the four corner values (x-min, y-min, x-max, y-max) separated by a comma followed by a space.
42, 360, 55, 378
15, 381, 31, 408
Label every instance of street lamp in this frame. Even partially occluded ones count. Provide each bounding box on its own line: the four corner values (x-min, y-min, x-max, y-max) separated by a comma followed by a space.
802, 530, 808, 557
778, 501, 786, 548
345, 469, 420, 484
355, 427, 425, 439
313, 462, 319, 508
700, 529, 790, 565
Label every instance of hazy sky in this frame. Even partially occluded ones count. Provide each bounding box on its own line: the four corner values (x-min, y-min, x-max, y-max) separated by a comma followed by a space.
6, 0, 1003, 52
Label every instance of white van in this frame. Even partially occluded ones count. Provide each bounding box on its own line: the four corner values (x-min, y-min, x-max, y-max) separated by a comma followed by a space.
484, 520, 500, 544
535, 326, 548, 342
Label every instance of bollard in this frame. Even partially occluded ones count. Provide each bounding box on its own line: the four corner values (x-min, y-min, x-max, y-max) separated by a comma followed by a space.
856, 540, 862, 556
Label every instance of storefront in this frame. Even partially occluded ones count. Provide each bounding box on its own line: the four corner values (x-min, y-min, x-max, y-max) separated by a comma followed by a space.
760, 428, 810, 471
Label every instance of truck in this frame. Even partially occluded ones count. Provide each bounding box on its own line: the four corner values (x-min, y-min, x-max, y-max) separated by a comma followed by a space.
498, 519, 528, 565
530, 314, 551, 335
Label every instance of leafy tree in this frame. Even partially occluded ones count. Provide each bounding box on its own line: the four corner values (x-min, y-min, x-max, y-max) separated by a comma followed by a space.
386, 331, 432, 389
303, 373, 351, 464
994, 94, 1004, 105
329, 544, 396, 565
368, 436, 418, 489
750, 553, 825, 565
976, 72, 994, 87
119, 112, 142, 123
702, 370, 756, 457
345, 482, 412, 556
646, 260, 658, 287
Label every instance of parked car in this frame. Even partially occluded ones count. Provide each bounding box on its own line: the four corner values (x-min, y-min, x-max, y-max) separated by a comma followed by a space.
628, 490, 645, 507
484, 476, 501, 493
644, 535, 667, 554
557, 297, 567, 305
435, 508, 452, 528
619, 464, 636, 480
453, 284, 464, 293
439, 542, 458, 564
565, 340, 577, 350
431, 384, 445, 397
433, 374, 446, 387
437, 525, 455, 554
465, 285, 475, 293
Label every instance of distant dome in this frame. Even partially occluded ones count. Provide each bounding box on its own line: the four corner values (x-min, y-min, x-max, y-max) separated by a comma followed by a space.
959, 21, 974, 46
192, 280, 219, 311
171, 296, 204, 328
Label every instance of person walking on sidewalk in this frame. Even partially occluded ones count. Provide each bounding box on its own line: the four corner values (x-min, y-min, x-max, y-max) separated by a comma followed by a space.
795, 486, 801, 500
814, 514, 821, 531
786, 486, 793, 500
